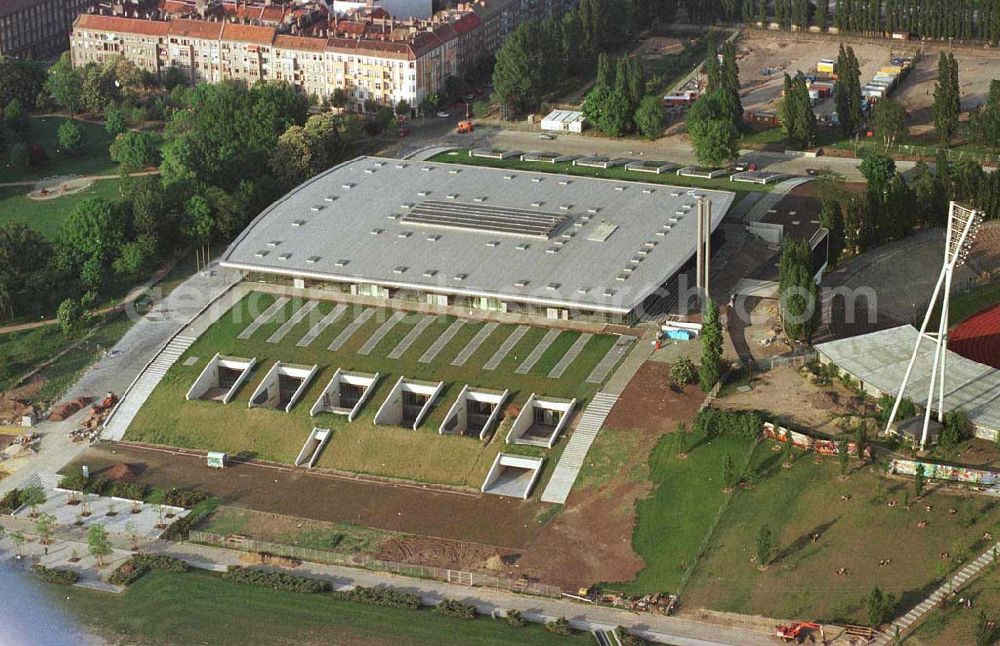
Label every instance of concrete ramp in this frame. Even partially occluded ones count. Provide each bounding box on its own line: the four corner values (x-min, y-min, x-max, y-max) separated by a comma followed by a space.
310, 369, 381, 422
295, 428, 332, 468
248, 362, 319, 413
373, 376, 444, 430
482, 453, 545, 499
439, 386, 509, 440
506, 394, 576, 448
186, 354, 256, 404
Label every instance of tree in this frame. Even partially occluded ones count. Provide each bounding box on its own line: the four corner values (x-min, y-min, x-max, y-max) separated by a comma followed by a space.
57, 119, 86, 155
34, 512, 56, 545
700, 299, 723, 391
0, 58, 46, 109
756, 524, 773, 567
330, 88, 349, 109
634, 95, 664, 139
834, 45, 862, 136
269, 124, 327, 190
80, 63, 119, 115
598, 87, 632, 137
720, 40, 743, 124
838, 438, 850, 475
872, 98, 907, 151
705, 37, 721, 93
933, 51, 960, 145
109, 131, 157, 176
780, 73, 816, 149
492, 21, 552, 118
45, 52, 82, 114
670, 358, 698, 385
914, 463, 925, 497
9, 530, 25, 557
972, 80, 1000, 152
676, 421, 690, 454
722, 452, 736, 490
819, 199, 844, 267
778, 237, 819, 343
395, 99, 411, 117
855, 422, 868, 462
57, 298, 85, 336
814, 0, 828, 28
595, 53, 613, 90
87, 524, 113, 567
104, 108, 127, 137
860, 150, 896, 197
112, 235, 157, 279
975, 610, 993, 646
687, 90, 740, 167
866, 585, 896, 626
21, 485, 45, 517
124, 520, 140, 551
57, 197, 126, 275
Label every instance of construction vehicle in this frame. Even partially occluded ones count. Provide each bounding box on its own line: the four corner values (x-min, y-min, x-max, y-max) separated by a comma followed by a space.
457, 119, 474, 134
91, 392, 118, 415
776, 622, 821, 642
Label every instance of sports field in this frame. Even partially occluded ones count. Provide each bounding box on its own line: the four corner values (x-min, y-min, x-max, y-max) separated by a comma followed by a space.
125, 292, 623, 488
52, 569, 592, 646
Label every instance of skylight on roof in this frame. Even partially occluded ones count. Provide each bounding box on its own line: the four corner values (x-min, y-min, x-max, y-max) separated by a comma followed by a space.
393, 266, 407, 274
342, 183, 355, 189
310, 205, 323, 211
423, 269, 437, 277
267, 240, 281, 247
370, 228, 383, 235
306, 256, 320, 264
514, 279, 529, 287
278, 253, 292, 261
454, 273, 468, 281
335, 259, 349, 267
291, 220, 306, 227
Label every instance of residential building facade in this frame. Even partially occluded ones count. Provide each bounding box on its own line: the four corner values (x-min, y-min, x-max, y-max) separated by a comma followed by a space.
1, 0, 95, 58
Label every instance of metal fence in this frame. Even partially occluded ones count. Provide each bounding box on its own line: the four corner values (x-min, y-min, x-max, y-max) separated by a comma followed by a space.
749, 350, 817, 372
188, 531, 562, 598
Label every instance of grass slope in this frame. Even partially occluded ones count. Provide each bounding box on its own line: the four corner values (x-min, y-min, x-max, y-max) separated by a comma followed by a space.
53, 569, 592, 646
125, 292, 621, 486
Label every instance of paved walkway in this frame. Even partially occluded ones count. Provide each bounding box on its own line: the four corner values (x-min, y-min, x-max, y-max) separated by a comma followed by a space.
267, 300, 318, 343
548, 333, 592, 379
328, 309, 374, 351
134, 539, 773, 646
388, 315, 436, 359
587, 335, 638, 385
452, 322, 498, 366
358, 311, 405, 355
296, 304, 346, 347
419, 319, 464, 363
484, 325, 529, 370
237, 297, 288, 340
515, 329, 560, 374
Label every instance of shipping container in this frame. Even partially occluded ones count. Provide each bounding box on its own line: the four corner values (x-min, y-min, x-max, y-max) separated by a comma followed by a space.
817, 59, 835, 74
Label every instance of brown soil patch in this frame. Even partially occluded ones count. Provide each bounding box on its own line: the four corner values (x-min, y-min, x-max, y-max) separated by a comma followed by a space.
0, 379, 42, 425
0, 434, 15, 452
376, 536, 501, 571
49, 397, 93, 422
65, 444, 543, 550
102, 463, 138, 481
516, 362, 707, 589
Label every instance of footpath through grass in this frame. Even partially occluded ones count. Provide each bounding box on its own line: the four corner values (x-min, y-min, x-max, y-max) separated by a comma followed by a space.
51, 569, 593, 646
426, 150, 771, 198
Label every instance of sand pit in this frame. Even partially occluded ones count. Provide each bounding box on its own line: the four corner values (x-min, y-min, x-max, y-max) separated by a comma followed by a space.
27, 176, 95, 201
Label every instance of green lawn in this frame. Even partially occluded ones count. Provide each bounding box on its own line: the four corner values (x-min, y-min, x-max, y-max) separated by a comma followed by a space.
51, 569, 592, 646
907, 560, 1000, 645
0, 312, 133, 405
0, 178, 124, 240
929, 282, 1000, 329
125, 292, 623, 487
613, 431, 758, 594
426, 150, 773, 197
681, 448, 1000, 625
0, 116, 123, 184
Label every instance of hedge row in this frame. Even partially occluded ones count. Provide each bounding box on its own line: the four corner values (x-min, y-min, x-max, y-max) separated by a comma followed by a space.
221, 566, 331, 593
334, 585, 421, 609
31, 564, 79, 586
108, 555, 190, 586
433, 599, 477, 620
692, 409, 762, 441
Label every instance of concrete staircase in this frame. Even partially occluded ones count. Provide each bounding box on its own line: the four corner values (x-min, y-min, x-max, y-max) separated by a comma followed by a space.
874, 541, 1000, 645
540, 392, 619, 504
102, 334, 197, 441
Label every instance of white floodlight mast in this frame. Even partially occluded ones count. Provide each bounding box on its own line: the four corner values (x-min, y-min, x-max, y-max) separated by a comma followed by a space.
884, 202, 982, 449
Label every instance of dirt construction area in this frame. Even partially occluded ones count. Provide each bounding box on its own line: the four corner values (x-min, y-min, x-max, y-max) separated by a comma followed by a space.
894, 46, 1000, 130
738, 33, 906, 115
515, 362, 708, 589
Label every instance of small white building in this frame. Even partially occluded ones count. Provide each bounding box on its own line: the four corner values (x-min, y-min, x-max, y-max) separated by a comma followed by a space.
541, 110, 586, 133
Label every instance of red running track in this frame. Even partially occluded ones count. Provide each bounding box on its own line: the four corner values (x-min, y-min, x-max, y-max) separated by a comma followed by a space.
950, 303, 1000, 369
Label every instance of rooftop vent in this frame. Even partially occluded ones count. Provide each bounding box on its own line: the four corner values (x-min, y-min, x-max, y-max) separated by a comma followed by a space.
603, 288, 616, 297
454, 273, 468, 281
530, 201, 543, 207
614, 186, 625, 191
397, 231, 412, 238
558, 180, 571, 185
587, 221, 619, 242
324, 196, 336, 202
291, 220, 306, 227
423, 269, 438, 277
514, 279, 529, 287
310, 205, 323, 211
335, 259, 349, 267
254, 250, 269, 258
342, 183, 355, 189
426, 234, 441, 242
393, 266, 407, 274
395, 163, 406, 169
363, 168, 375, 175
401, 203, 414, 209
545, 246, 560, 254
387, 213, 401, 220
615, 272, 629, 281
531, 177, 542, 183
587, 208, 600, 214
503, 174, 514, 180
306, 256, 320, 264
417, 191, 430, 197
446, 194, 458, 200
486, 240, 500, 247
559, 204, 572, 211
278, 253, 292, 261
577, 287, 590, 294
421, 166, 432, 172
448, 169, 461, 174
546, 282, 560, 290
267, 240, 281, 247
473, 197, 486, 203
515, 243, 529, 250
374, 161, 385, 168
370, 228, 383, 235
642, 188, 654, 194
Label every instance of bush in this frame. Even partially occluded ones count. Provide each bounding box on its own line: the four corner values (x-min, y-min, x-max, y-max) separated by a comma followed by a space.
866, 585, 896, 626
222, 566, 331, 593
670, 359, 698, 386
616, 626, 649, 646
108, 555, 189, 586
160, 497, 218, 541
334, 586, 421, 609
692, 409, 762, 440
31, 564, 80, 586
110, 481, 146, 501
0, 488, 22, 514
545, 616, 572, 635
505, 609, 526, 628
162, 487, 208, 508
59, 474, 108, 494
433, 599, 477, 620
